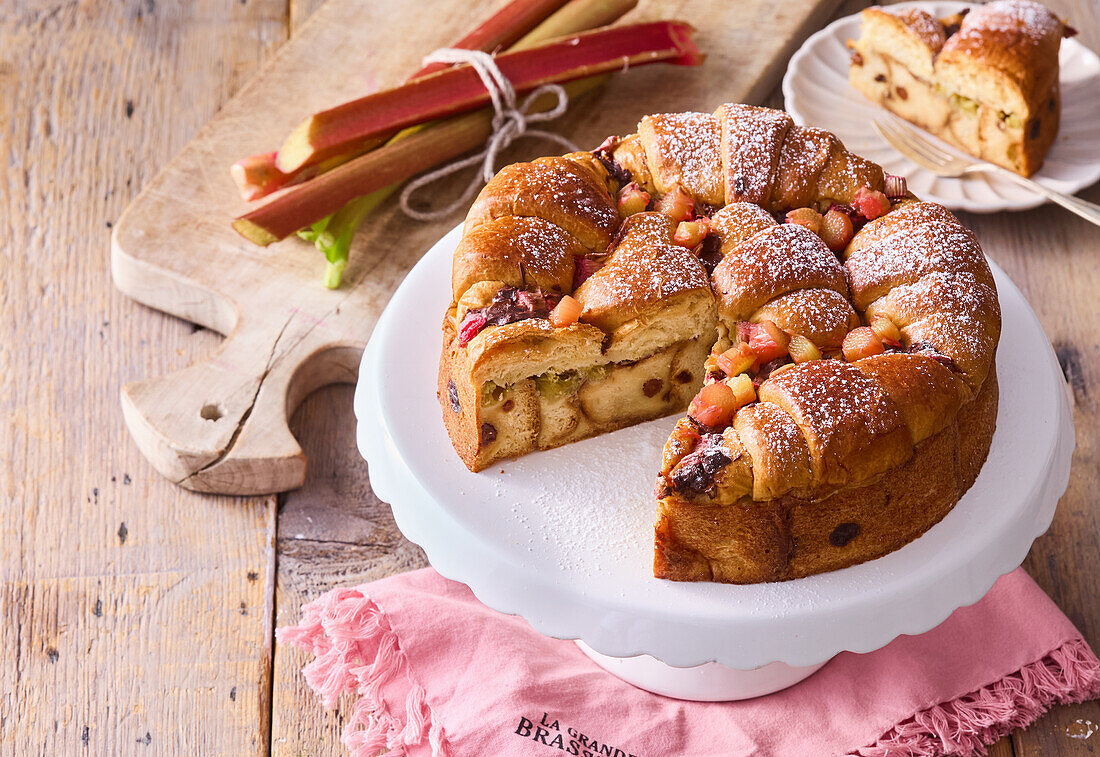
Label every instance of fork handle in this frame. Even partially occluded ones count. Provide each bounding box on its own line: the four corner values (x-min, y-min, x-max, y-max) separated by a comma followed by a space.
992, 166, 1100, 227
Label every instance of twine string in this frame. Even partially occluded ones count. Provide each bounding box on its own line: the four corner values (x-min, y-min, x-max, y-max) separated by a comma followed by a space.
399, 48, 580, 222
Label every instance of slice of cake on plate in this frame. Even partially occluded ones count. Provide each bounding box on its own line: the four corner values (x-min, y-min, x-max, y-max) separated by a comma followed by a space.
848, 0, 1075, 176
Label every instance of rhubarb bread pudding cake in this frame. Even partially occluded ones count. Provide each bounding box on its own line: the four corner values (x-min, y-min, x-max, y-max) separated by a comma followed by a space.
848, 1, 1075, 176
437, 103, 1000, 583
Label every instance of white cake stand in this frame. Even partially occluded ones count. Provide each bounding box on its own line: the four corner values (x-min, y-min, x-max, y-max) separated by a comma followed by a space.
353, 224, 1074, 701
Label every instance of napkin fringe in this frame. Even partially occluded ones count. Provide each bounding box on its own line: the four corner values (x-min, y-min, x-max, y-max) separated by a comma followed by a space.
856, 637, 1100, 757
277, 588, 450, 757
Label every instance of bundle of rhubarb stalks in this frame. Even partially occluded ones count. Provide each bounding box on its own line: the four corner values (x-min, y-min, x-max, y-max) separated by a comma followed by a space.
230, 0, 703, 287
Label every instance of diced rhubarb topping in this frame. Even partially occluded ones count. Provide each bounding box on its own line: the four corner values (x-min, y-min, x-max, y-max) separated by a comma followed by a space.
785, 207, 822, 234
573, 255, 603, 289
746, 320, 790, 366
513, 288, 551, 315
549, 294, 583, 327
842, 326, 885, 362
457, 285, 553, 345
458, 311, 488, 345
870, 316, 903, 348
655, 186, 694, 223
724, 373, 757, 407
673, 217, 710, 248
853, 186, 891, 220
788, 334, 822, 363
716, 342, 756, 377
617, 182, 651, 217
688, 382, 739, 428
819, 207, 854, 252
884, 174, 908, 199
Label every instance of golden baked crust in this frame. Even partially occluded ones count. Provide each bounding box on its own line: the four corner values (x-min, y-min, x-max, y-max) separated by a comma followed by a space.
436, 103, 1000, 583
848, 0, 1071, 176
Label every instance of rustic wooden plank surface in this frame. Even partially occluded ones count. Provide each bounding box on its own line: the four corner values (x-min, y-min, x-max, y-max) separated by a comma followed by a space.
0, 2, 287, 754
3, 0, 1098, 755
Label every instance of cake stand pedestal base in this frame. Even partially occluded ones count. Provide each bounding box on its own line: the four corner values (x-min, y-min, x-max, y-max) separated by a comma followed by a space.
576, 641, 829, 701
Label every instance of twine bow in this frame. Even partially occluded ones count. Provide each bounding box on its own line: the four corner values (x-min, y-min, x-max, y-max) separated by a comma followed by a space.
398, 48, 580, 222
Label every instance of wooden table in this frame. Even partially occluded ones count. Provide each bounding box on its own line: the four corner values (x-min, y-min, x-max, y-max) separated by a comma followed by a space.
3, 0, 1097, 753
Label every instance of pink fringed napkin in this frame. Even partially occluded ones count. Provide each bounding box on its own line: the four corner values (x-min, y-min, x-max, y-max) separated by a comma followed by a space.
277, 567, 1099, 757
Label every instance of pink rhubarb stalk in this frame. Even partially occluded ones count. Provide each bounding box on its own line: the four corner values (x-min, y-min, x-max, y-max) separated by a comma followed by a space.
230, 0, 572, 201
274, 21, 703, 173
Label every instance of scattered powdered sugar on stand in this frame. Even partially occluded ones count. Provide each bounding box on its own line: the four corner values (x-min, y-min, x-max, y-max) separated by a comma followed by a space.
1067, 719, 1097, 740
488, 424, 663, 579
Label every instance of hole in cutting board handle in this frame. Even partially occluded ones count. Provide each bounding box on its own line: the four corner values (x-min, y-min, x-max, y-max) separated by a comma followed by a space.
200, 403, 223, 421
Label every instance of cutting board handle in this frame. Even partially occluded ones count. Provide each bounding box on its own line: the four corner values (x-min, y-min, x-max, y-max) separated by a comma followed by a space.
121, 314, 360, 495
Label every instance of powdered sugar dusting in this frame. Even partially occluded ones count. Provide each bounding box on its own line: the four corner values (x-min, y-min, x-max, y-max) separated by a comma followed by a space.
764, 360, 901, 453
510, 218, 576, 271
882, 271, 1000, 384
738, 224, 836, 279
457, 217, 578, 296
847, 221, 984, 307
775, 127, 834, 204
720, 104, 791, 204
647, 111, 722, 201
578, 215, 710, 316
600, 245, 710, 304
889, 270, 999, 322
488, 422, 668, 579
960, 0, 1062, 41
485, 157, 619, 248
757, 288, 856, 347
736, 401, 808, 481
715, 224, 846, 317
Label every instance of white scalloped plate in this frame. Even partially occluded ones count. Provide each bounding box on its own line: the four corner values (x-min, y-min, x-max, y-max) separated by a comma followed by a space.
783, 1, 1100, 213
353, 223, 1074, 670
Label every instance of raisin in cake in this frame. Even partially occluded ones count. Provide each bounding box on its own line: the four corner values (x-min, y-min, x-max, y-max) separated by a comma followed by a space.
848, 1, 1074, 176
438, 103, 1000, 583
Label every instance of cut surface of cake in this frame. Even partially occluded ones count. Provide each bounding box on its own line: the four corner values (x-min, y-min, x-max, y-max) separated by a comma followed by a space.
437, 103, 1000, 584
848, 0, 1074, 176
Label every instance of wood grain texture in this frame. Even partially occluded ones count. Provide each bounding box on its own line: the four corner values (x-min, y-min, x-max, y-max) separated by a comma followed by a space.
0, 1, 286, 754
110, 0, 845, 495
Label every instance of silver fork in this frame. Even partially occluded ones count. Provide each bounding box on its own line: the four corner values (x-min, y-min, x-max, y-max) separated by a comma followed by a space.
872, 116, 1100, 226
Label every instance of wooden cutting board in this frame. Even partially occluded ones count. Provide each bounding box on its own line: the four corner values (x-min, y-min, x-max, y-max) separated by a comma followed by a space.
111, 0, 843, 495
